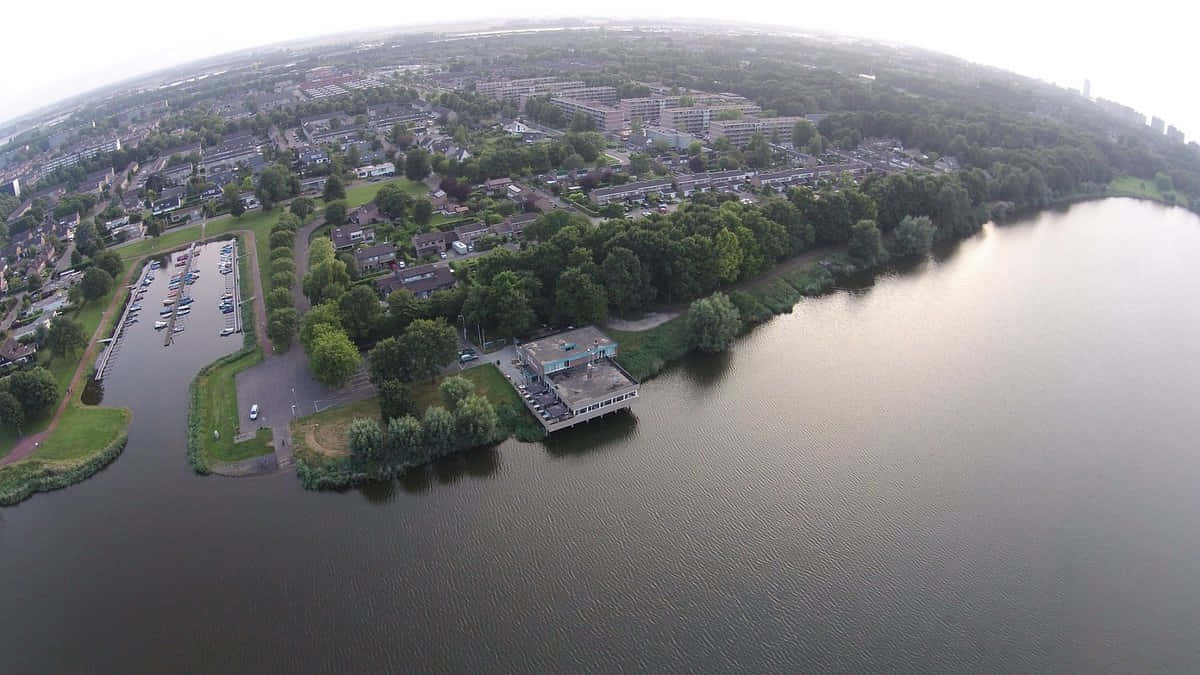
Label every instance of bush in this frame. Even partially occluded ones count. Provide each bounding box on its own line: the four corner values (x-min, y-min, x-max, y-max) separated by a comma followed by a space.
686, 292, 742, 353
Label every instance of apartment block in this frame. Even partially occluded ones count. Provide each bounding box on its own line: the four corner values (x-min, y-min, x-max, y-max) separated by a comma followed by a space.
708, 116, 804, 147
550, 97, 623, 132
660, 104, 762, 134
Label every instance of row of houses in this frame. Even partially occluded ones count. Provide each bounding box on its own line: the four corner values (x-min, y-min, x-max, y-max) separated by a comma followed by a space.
590, 162, 872, 204
411, 213, 538, 257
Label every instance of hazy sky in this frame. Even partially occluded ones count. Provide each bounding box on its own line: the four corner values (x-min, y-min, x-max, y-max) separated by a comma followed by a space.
4, 0, 1196, 137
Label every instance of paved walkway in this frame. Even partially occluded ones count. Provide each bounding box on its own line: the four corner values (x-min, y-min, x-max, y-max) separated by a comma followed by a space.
0, 261, 140, 467
605, 311, 680, 332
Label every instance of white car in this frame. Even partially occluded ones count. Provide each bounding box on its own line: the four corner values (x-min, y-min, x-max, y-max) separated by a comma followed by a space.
249, 404, 259, 420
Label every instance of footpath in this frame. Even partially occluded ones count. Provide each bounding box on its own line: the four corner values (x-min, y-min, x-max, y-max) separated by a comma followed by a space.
0, 263, 140, 467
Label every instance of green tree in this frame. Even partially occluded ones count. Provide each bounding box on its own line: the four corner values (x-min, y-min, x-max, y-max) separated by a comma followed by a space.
454, 394, 499, 447
255, 164, 296, 209
686, 292, 742, 353
412, 198, 433, 226
890, 215, 937, 258
266, 287, 292, 311
602, 247, 654, 316
386, 289, 421, 334
303, 258, 351, 306
399, 319, 458, 382
629, 153, 651, 177
405, 148, 430, 181
847, 219, 885, 267
368, 337, 408, 384
387, 415, 424, 464
422, 406, 456, 457
271, 270, 296, 291
554, 267, 608, 326
375, 183, 413, 219
323, 173, 345, 202
269, 230, 294, 249
324, 200, 347, 226
308, 237, 336, 267
7, 367, 59, 416
439, 376, 474, 409
337, 284, 383, 343
792, 120, 816, 149
80, 267, 113, 303
290, 196, 315, 220
300, 302, 343, 354
378, 379, 413, 422
93, 250, 123, 279
348, 418, 383, 465
46, 317, 86, 359
0, 391, 25, 431
309, 326, 360, 387
267, 307, 299, 348
463, 269, 536, 339
714, 228, 743, 283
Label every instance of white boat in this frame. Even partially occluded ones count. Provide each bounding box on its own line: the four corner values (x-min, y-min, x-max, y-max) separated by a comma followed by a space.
220, 327, 235, 336
173, 326, 185, 333
155, 321, 168, 329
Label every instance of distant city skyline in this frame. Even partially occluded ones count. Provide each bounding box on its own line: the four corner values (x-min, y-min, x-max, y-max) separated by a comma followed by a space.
1, 1, 1194, 140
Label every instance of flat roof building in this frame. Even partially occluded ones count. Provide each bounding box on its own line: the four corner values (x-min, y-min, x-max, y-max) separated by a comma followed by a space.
660, 104, 762, 135
550, 97, 623, 132
708, 116, 803, 147
590, 178, 675, 205
515, 326, 639, 431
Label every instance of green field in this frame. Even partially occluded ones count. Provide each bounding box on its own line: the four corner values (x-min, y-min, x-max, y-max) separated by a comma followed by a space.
0, 272, 126, 460
117, 225, 202, 261
344, 177, 428, 207
606, 317, 691, 382
32, 403, 129, 461
1108, 176, 1189, 208
291, 364, 526, 458
193, 348, 272, 463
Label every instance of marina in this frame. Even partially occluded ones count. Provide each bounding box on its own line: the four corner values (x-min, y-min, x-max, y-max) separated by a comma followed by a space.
94, 238, 244, 380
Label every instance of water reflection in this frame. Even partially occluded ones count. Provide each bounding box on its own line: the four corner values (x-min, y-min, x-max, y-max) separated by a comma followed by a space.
80, 374, 104, 405
680, 349, 732, 387
542, 410, 638, 458
357, 479, 396, 504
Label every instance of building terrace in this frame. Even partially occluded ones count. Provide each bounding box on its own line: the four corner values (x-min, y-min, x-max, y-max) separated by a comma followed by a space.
512, 326, 639, 431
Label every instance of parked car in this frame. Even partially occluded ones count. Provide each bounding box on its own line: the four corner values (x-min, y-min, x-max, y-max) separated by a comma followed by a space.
459, 349, 479, 363
249, 404, 259, 420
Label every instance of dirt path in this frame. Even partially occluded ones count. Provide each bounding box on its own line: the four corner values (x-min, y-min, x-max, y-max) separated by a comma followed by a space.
1, 262, 141, 467
606, 311, 680, 332
233, 229, 272, 355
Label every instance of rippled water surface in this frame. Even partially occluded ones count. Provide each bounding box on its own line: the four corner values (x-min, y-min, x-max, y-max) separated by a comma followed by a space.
3, 199, 1200, 673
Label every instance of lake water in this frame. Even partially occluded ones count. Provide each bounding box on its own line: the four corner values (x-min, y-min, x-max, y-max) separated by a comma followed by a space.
3, 198, 1200, 673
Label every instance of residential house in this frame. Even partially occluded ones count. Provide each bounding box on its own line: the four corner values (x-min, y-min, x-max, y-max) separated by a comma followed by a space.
452, 221, 490, 248
490, 212, 538, 239
0, 338, 37, 368
348, 203, 383, 226
330, 225, 375, 251
374, 262, 456, 299
353, 243, 398, 273
412, 230, 453, 258
152, 187, 184, 214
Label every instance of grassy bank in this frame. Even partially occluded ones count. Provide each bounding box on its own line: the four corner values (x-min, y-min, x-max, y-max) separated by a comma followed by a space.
292, 364, 539, 489
186, 233, 273, 472
0, 399, 130, 506
0, 263, 129, 460
609, 256, 840, 382
1108, 176, 1192, 209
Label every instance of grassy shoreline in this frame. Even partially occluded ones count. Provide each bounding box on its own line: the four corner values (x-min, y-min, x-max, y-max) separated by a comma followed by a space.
186, 233, 272, 472
292, 364, 540, 489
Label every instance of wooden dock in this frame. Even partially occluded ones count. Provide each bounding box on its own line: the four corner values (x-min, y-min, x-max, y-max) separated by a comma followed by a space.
163, 243, 198, 346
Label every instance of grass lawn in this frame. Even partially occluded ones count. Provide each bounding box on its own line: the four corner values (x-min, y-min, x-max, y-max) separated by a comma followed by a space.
0, 278, 126, 460
292, 398, 381, 457
290, 364, 525, 457
32, 403, 129, 461
118, 225, 202, 261
193, 348, 273, 463
1109, 176, 1189, 208
344, 177, 428, 208
606, 317, 691, 382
